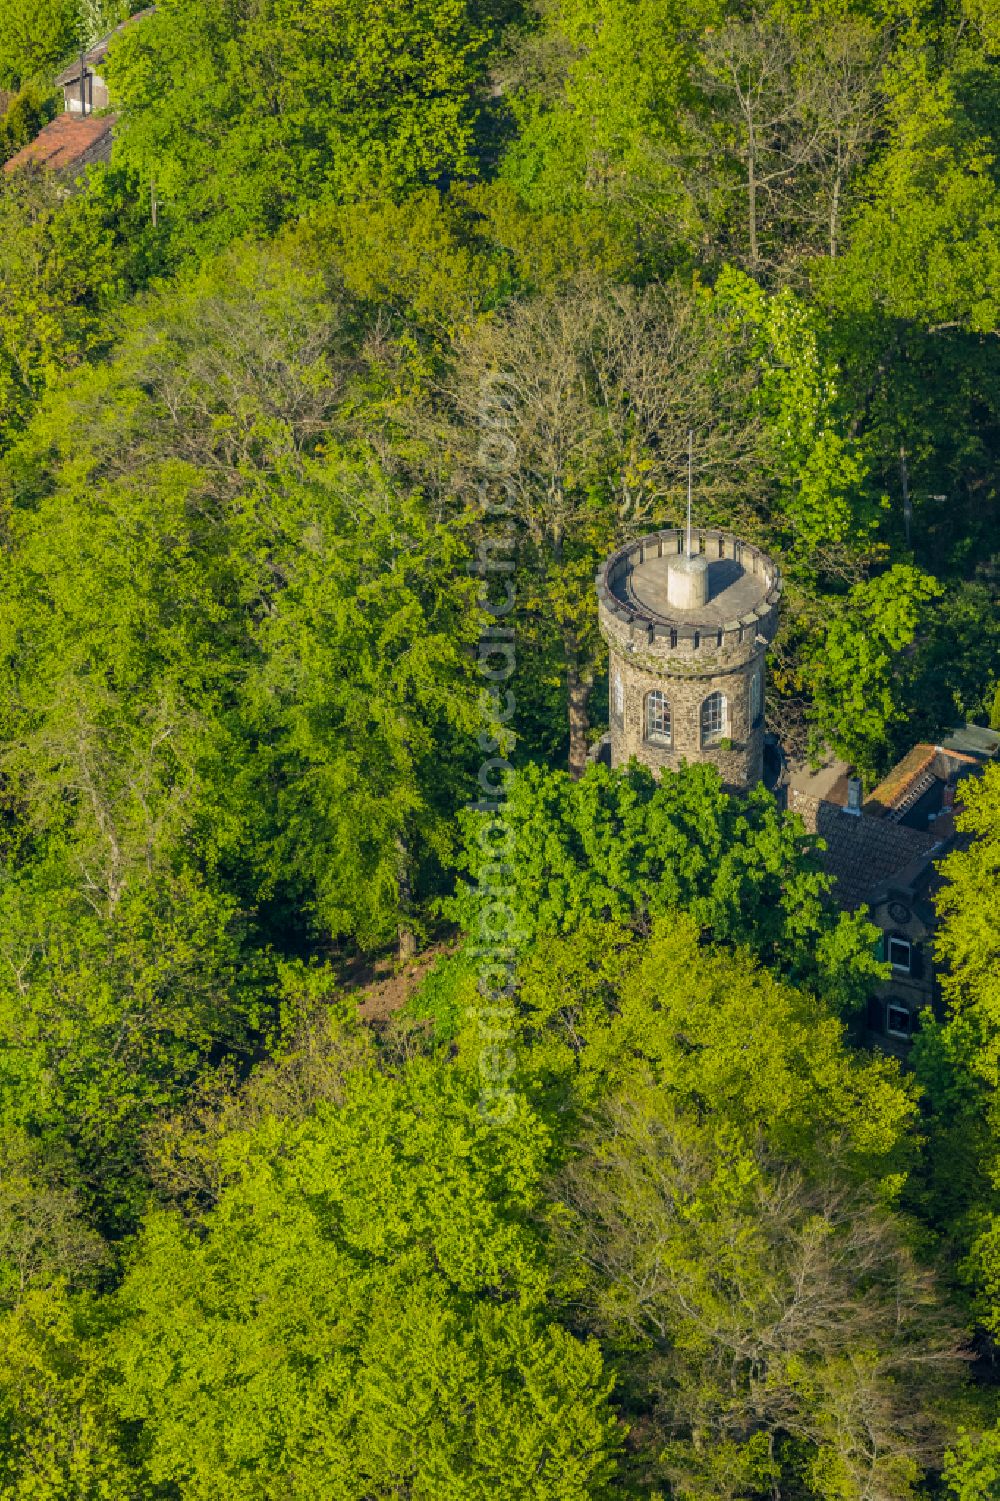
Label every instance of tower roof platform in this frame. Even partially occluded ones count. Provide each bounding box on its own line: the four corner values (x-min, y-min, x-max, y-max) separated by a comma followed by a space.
597, 529, 781, 659
622, 551, 771, 626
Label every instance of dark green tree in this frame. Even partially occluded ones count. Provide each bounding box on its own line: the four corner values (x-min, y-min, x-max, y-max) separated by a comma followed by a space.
450, 759, 886, 1011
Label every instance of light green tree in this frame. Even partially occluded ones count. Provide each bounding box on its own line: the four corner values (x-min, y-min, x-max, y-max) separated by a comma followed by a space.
0, 0, 78, 89
804, 564, 943, 781
0, 237, 482, 1224
0, 173, 119, 454
108, 1054, 621, 1499
0, 84, 58, 166
914, 769, 1000, 1497
554, 1082, 964, 1500
105, 0, 488, 253
714, 266, 874, 569
822, 51, 1000, 335
0, 1285, 139, 1499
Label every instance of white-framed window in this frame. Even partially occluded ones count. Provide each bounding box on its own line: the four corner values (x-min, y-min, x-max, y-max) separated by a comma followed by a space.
749, 670, 763, 728
612, 669, 624, 720
888, 936, 911, 973
886, 1002, 911, 1039
645, 690, 671, 745
700, 691, 726, 747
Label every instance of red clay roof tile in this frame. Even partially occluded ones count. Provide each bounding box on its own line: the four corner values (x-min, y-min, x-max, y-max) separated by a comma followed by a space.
3, 113, 115, 175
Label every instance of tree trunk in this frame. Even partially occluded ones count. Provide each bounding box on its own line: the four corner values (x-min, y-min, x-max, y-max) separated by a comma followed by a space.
396, 834, 416, 962
567, 661, 593, 780
747, 129, 759, 271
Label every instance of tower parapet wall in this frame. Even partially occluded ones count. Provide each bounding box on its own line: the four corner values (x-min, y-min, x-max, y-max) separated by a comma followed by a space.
596, 528, 780, 673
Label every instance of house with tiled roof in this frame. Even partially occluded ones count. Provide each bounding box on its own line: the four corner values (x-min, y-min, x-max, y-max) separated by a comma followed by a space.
3, 8, 153, 180
3, 112, 115, 176
786, 727, 1000, 1055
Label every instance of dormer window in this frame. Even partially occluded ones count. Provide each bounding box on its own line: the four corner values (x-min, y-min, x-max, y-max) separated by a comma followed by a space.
888, 936, 911, 973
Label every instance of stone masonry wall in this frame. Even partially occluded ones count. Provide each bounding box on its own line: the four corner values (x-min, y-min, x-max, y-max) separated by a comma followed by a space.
597, 528, 780, 792
787, 788, 820, 832
608, 645, 766, 789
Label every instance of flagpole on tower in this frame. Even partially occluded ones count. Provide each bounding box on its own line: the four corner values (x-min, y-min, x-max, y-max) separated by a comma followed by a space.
686, 429, 693, 558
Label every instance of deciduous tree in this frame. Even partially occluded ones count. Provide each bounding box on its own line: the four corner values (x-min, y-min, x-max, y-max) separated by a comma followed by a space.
451, 760, 886, 1011
106, 0, 489, 252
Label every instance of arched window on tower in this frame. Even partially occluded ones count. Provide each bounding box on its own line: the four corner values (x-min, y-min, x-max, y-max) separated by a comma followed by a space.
701, 691, 726, 746
612, 668, 624, 721
749, 669, 763, 728
645, 690, 671, 745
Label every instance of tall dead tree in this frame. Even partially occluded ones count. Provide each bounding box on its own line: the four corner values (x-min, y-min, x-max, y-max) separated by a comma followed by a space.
445, 280, 765, 777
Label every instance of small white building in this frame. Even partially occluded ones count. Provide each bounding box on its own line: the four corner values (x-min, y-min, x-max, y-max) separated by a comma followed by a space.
54, 8, 155, 116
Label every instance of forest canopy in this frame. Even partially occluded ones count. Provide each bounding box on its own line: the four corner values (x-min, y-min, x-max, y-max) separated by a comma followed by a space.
0, 0, 998, 1495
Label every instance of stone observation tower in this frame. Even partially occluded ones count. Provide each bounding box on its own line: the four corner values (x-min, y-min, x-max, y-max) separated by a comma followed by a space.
595, 528, 781, 791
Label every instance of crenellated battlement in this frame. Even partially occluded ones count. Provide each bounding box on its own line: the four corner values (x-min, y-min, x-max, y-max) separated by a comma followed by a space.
596, 528, 782, 790
596, 529, 781, 665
